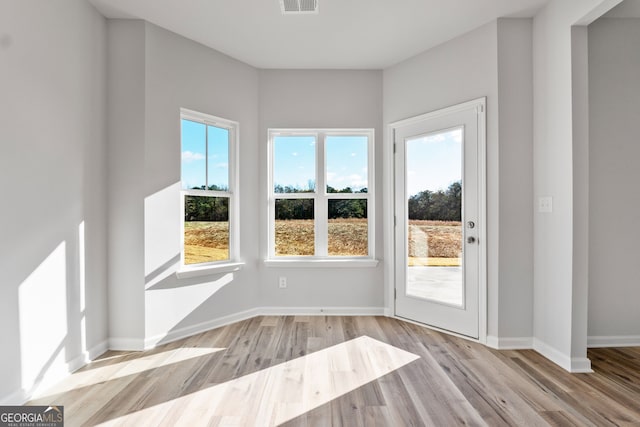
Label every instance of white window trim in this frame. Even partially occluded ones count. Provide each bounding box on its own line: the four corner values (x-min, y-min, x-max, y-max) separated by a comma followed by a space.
266, 128, 376, 265
178, 108, 241, 277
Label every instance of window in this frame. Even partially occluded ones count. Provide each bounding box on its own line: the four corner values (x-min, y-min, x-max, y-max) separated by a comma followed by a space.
268, 129, 374, 261
180, 109, 238, 270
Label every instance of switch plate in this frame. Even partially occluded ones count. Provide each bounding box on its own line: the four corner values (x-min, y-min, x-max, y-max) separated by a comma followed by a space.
278, 277, 287, 288
538, 196, 553, 213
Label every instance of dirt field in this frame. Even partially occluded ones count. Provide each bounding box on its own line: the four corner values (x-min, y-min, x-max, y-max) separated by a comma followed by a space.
185, 219, 462, 265
184, 221, 229, 264
408, 220, 462, 266
274, 218, 369, 256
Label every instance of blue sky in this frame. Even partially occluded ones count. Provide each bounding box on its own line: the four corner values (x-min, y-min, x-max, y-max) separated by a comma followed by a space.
273, 135, 368, 192
181, 124, 460, 196
406, 128, 462, 196
273, 135, 316, 191
181, 119, 229, 190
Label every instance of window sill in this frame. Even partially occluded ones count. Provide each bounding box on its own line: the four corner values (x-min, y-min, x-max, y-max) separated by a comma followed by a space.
264, 259, 379, 268
176, 262, 245, 279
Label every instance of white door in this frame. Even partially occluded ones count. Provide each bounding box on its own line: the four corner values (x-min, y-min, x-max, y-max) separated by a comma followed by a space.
393, 99, 485, 339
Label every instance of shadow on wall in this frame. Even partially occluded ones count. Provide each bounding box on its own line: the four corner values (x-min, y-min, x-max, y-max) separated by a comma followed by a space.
144, 256, 238, 347
143, 182, 245, 348
1, 221, 95, 403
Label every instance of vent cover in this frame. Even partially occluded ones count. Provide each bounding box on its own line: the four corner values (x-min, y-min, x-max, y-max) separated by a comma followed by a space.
280, 0, 318, 14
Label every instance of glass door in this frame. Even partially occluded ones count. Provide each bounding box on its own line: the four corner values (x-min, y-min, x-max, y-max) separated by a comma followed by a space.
394, 100, 484, 339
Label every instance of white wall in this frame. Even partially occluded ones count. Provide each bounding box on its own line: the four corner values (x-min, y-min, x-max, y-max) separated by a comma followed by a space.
258, 70, 385, 310
106, 21, 261, 346
531, 0, 622, 371
0, 0, 108, 403
107, 20, 146, 348
588, 17, 640, 343
384, 21, 536, 342
496, 19, 535, 340
4, 0, 634, 403
143, 23, 261, 343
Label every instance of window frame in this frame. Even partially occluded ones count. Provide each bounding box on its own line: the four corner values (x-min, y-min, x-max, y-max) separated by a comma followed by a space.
267, 128, 376, 264
179, 108, 240, 275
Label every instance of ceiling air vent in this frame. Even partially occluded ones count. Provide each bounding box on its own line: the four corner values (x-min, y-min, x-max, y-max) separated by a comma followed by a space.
280, 0, 318, 15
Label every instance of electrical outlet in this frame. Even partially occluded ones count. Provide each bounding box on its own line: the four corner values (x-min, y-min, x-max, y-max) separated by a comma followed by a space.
538, 196, 553, 213
278, 277, 287, 288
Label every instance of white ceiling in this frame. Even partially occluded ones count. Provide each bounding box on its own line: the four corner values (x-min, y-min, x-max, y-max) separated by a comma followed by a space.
88, 0, 549, 69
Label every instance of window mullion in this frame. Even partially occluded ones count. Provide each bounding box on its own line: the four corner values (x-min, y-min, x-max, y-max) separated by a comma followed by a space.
205, 124, 209, 190
316, 133, 328, 257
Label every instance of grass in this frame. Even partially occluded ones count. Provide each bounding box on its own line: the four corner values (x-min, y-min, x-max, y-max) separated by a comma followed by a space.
184, 219, 462, 265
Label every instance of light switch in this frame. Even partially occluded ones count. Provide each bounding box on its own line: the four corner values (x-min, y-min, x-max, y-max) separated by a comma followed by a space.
538, 196, 553, 213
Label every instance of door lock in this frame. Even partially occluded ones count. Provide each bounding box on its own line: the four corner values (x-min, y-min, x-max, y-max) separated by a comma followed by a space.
467, 221, 475, 229
467, 236, 476, 244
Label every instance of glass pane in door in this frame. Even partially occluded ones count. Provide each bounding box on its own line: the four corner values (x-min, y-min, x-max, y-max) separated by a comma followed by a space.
406, 128, 464, 307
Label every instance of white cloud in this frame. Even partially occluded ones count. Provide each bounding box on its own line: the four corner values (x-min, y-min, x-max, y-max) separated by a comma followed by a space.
327, 172, 367, 189
351, 152, 357, 157
419, 128, 463, 145
213, 162, 228, 169
291, 152, 299, 157
182, 151, 205, 162
452, 129, 462, 143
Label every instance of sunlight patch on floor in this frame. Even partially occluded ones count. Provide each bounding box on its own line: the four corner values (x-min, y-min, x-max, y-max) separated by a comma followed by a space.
33, 347, 225, 399
99, 336, 419, 426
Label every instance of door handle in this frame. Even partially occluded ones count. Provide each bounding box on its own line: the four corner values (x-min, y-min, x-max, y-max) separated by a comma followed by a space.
467, 236, 476, 244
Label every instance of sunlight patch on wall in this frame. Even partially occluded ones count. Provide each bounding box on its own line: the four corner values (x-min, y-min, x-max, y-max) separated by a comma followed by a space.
103, 336, 419, 426
19, 242, 68, 393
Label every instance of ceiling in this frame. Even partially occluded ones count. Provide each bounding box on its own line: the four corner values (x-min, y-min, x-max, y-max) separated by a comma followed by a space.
89, 0, 550, 69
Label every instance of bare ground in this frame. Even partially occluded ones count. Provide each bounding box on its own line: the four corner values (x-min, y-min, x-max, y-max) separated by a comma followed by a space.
185, 219, 462, 265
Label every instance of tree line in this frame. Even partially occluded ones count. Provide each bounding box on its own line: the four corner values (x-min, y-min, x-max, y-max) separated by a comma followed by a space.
184, 185, 229, 222
408, 181, 461, 221
185, 181, 461, 222
274, 185, 368, 220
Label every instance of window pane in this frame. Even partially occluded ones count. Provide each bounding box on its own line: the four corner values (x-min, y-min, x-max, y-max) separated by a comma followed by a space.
326, 135, 368, 193
207, 125, 229, 191
328, 199, 367, 256
181, 119, 207, 190
274, 136, 316, 193
406, 127, 463, 306
184, 195, 229, 264
275, 199, 314, 256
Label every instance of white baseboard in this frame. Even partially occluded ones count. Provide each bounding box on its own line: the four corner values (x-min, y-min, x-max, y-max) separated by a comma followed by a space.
114, 307, 387, 351
109, 337, 146, 351
258, 306, 386, 316
145, 307, 261, 349
0, 307, 389, 407
66, 340, 110, 373
1, 340, 110, 406
533, 338, 592, 373
145, 306, 385, 348
486, 336, 533, 350
588, 335, 640, 348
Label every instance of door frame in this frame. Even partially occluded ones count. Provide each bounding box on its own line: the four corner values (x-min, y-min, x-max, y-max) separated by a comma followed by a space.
383, 97, 487, 344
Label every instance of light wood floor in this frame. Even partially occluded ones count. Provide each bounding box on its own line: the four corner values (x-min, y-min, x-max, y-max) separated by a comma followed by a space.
30, 316, 640, 426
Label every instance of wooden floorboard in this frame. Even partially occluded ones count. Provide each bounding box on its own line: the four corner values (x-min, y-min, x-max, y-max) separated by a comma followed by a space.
29, 316, 640, 426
